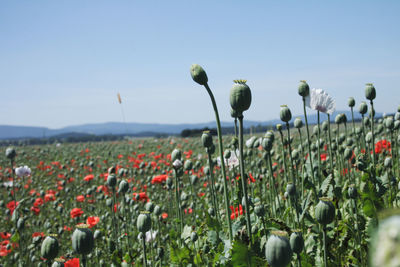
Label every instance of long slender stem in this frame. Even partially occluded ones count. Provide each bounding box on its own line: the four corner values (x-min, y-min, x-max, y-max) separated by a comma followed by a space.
322, 226, 328, 267
370, 100, 376, 168
142, 237, 147, 267
317, 111, 322, 187
302, 98, 317, 197
204, 84, 233, 241
238, 116, 252, 246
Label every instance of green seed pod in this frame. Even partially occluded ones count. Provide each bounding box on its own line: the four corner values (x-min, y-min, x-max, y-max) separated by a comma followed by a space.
118, 180, 129, 194
359, 101, 368, 115
265, 231, 293, 267
395, 120, 400, 130
384, 157, 392, 168
107, 174, 117, 188
385, 116, 394, 130
72, 225, 94, 255
191, 232, 198, 242
289, 231, 304, 254
348, 97, 355, 107
286, 182, 296, 197
171, 149, 182, 162
276, 124, 282, 132
137, 212, 151, 233
17, 217, 25, 230
294, 117, 303, 129
206, 144, 215, 155
315, 198, 335, 225
344, 147, 353, 160
184, 160, 193, 171
230, 109, 240, 118
201, 131, 213, 148
41, 236, 59, 260
365, 132, 373, 144
322, 120, 328, 132
348, 184, 357, 199
224, 149, 231, 159
230, 80, 252, 115
5, 147, 16, 159
365, 83, 376, 101
154, 205, 161, 216
94, 230, 102, 239
262, 138, 273, 152
190, 175, 198, 185
370, 214, 400, 267
298, 80, 310, 97
363, 116, 370, 127
280, 105, 292, 123
145, 202, 154, 213
254, 204, 265, 217
246, 136, 257, 148
190, 64, 208, 86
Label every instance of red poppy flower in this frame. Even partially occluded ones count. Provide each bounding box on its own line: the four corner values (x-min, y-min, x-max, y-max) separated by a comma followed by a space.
31, 206, 40, 215
76, 195, 85, 202
44, 193, 56, 202
34, 198, 44, 207
151, 174, 168, 184
0, 232, 10, 240
230, 204, 244, 220
63, 226, 72, 231
320, 153, 327, 161
0, 240, 11, 257
70, 208, 84, 218
6, 201, 19, 215
65, 257, 80, 267
32, 232, 45, 238
133, 192, 149, 202
86, 216, 100, 228
162, 212, 168, 219
374, 139, 391, 154
84, 174, 94, 182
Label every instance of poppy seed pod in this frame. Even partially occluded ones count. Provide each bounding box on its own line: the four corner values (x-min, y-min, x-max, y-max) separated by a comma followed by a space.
365, 132, 373, 144
154, 205, 161, 216
206, 144, 215, 155
171, 149, 182, 162
201, 131, 213, 148
41, 236, 59, 260
224, 149, 231, 159
230, 80, 252, 115
298, 80, 310, 97
348, 97, 355, 107
107, 174, 117, 188
265, 231, 293, 267
190, 64, 208, 86
370, 214, 400, 267
137, 212, 151, 233
290, 231, 304, 254
280, 105, 292, 123
276, 124, 282, 131
384, 157, 392, 168
344, 147, 353, 160
385, 116, 394, 130
365, 83, 376, 101
5, 147, 16, 159
118, 180, 129, 194
190, 175, 198, 185
72, 225, 94, 255
184, 160, 193, 171
286, 182, 296, 197
262, 138, 273, 152
359, 101, 368, 115
395, 121, 400, 130
315, 198, 335, 225
322, 120, 328, 132
348, 185, 357, 199
145, 202, 154, 213
230, 109, 239, 118
254, 204, 265, 217
294, 117, 303, 129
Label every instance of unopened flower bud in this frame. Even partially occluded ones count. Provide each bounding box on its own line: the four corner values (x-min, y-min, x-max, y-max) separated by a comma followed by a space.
190, 64, 208, 86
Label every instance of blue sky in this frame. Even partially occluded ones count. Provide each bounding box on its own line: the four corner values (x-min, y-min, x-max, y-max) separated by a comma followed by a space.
1, 1, 399, 128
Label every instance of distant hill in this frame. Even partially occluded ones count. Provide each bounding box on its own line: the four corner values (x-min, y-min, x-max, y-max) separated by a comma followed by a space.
0, 110, 382, 140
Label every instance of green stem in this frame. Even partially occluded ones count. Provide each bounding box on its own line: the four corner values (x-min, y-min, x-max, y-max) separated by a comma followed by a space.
238, 116, 252, 246
322, 226, 328, 267
142, 237, 148, 267
204, 83, 233, 241
302, 98, 317, 199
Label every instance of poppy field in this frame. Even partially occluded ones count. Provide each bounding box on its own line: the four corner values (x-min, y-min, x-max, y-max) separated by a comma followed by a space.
1, 65, 400, 267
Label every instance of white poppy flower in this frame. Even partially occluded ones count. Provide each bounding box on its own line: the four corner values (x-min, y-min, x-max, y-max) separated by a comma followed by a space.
15, 165, 31, 178
217, 150, 239, 170
305, 88, 336, 115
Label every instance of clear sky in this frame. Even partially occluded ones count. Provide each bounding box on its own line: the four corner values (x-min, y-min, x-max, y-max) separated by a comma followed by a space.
1, 1, 399, 128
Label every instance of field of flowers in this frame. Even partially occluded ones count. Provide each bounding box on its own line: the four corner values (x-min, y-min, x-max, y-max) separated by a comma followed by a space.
1, 65, 400, 266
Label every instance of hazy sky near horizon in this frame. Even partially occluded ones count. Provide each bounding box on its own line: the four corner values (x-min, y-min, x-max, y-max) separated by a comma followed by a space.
1, 1, 399, 129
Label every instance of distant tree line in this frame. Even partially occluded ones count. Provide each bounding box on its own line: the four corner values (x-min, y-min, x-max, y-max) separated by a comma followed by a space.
180, 124, 275, 137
